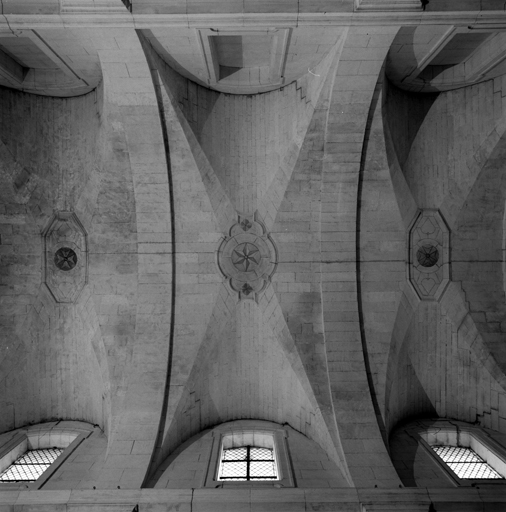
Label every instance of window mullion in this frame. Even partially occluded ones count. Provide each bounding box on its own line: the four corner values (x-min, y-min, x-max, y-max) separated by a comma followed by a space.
246, 445, 251, 481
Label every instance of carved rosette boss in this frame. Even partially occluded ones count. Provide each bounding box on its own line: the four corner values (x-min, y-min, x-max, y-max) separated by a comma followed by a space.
217, 215, 278, 300
43, 211, 88, 303
408, 209, 450, 301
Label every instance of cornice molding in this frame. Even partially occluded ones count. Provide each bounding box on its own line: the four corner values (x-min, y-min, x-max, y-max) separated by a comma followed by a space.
2, 11, 506, 30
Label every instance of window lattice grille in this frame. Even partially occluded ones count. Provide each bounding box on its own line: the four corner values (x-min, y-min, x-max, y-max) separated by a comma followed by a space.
219, 445, 277, 480
432, 445, 504, 479
0, 448, 63, 482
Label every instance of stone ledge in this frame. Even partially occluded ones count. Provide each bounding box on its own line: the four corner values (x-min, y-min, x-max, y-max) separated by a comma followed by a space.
0, 488, 502, 510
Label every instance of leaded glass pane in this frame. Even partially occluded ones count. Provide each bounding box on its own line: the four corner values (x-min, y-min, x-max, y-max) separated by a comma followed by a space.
250, 447, 273, 460
0, 464, 51, 482
250, 460, 277, 478
223, 447, 247, 460
433, 446, 481, 463
448, 462, 502, 479
17, 449, 63, 465
220, 461, 247, 478
0, 448, 63, 482
432, 446, 503, 479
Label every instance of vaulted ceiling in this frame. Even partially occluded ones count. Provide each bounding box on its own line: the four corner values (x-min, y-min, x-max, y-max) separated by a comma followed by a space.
0, 0, 506, 494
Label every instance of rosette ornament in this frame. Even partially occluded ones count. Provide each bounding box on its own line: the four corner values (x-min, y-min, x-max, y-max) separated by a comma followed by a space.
217, 215, 278, 300
43, 212, 88, 303
409, 209, 450, 301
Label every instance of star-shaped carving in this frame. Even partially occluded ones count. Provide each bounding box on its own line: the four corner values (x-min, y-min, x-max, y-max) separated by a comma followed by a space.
54, 247, 78, 271
231, 243, 260, 272
416, 244, 439, 268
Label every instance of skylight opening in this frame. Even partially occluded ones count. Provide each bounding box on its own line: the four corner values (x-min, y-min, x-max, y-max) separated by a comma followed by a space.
0, 448, 64, 482
218, 445, 278, 481
432, 445, 504, 479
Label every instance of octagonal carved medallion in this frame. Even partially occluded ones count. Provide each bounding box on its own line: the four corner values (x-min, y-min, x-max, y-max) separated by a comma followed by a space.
408, 209, 450, 301
217, 215, 277, 300
43, 212, 88, 303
